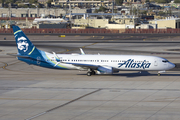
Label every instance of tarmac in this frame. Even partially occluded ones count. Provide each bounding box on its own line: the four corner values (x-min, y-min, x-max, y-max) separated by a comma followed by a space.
1, 34, 180, 120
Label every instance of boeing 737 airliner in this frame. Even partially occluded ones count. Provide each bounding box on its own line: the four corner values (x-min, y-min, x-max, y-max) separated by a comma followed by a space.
12, 26, 175, 76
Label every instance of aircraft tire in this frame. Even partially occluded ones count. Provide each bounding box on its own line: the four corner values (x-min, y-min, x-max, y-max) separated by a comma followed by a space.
92, 71, 96, 75
87, 72, 92, 76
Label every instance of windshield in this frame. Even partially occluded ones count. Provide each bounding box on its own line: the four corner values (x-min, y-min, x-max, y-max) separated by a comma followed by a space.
162, 60, 169, 63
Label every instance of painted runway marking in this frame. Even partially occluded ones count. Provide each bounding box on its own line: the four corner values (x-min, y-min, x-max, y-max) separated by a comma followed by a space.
25, 89, 101, 120
0, 61, 22, 71
0, 62, 8, 69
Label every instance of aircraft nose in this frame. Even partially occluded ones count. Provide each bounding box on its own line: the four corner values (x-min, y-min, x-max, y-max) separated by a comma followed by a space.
169, 63, 175, 69
175, 64, 177, 68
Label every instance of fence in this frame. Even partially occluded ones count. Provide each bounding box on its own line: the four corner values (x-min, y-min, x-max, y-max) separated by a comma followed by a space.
0, 28, 180, 34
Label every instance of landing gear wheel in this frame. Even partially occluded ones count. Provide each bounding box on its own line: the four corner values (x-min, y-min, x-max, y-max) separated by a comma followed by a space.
92, 71, 96, 75
158, 73, 161, 76
87, 72, 92, 76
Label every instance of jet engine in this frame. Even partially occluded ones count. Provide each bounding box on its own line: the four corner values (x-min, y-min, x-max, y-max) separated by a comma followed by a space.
96, 66, 119, 74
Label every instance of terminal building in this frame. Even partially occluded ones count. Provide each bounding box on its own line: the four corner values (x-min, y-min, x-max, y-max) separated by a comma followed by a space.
149, 17, 180, 29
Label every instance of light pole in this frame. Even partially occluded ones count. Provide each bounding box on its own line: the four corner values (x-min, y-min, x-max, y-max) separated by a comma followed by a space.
112, 0, 114, 13
67, 0, 72, 29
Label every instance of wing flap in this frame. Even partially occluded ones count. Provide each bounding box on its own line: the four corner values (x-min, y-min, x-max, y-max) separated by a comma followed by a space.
64, 62, 119, 72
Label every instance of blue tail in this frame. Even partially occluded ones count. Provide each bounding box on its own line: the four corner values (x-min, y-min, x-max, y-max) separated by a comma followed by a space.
12, 26, 64, 69
13, 26, 40, 56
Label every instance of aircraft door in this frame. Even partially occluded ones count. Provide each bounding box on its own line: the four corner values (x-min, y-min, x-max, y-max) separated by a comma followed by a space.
154, 59, 158, 66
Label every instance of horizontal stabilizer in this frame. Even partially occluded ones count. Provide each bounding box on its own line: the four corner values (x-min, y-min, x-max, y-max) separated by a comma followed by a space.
7, 53, 29, 58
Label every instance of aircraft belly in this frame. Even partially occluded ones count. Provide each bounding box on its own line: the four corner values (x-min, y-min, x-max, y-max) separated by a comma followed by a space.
117, 67, 154, 71
55, 63, 77, 70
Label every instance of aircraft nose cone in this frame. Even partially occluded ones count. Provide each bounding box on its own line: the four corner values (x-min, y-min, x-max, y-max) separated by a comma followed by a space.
169, 63, 175, 69
175, 64, 177, 68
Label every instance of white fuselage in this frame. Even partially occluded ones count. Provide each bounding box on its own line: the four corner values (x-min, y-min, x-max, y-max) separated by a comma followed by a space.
45, 52, 175, 71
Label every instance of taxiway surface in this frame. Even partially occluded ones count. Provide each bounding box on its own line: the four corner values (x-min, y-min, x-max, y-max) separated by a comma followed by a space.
0, 34, 180, 120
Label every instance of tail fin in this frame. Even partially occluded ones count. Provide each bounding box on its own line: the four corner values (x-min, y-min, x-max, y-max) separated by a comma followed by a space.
13, 26, 40, 56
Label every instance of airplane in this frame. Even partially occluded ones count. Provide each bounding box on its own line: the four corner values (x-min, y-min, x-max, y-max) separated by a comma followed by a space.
12, 25, 175, 76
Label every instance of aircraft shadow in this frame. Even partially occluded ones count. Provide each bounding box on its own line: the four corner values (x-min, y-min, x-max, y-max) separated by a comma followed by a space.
77, 71, 180, 77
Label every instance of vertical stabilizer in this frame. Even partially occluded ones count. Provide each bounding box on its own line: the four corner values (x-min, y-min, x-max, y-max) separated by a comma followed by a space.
12, 26, 40, 56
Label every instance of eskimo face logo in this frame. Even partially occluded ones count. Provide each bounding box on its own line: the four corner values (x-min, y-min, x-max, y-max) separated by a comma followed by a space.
17, 37, 29, 52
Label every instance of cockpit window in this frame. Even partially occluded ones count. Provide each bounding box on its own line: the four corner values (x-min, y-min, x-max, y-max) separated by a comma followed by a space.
162, 60, 169, 63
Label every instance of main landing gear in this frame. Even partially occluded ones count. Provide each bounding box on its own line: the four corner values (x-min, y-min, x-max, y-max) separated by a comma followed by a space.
87, 70, 96, 76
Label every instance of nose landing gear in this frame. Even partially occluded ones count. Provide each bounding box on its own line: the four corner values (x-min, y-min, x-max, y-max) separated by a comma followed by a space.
158, 70, 165, 76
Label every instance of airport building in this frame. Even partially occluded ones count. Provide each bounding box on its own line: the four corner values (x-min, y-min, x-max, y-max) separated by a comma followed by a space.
1, 7, 180, 29
38, 0, 49, 4
74, 19, 109, 28
0, 8, 86, 18
51, 0, 112, 7
149, 17, 180, 29
73, 14, 139, 29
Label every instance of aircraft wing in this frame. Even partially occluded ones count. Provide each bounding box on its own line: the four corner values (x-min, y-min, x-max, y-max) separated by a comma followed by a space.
64, 62, 119, 71
65, 62, 120, 74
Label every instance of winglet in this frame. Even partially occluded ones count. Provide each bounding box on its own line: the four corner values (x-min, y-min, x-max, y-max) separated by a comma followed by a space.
80, 48, 85, 55
52, 52, 61, 67
52, 52, 61, 62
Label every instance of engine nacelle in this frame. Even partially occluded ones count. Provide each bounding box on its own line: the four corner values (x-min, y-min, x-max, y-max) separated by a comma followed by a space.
97, 66, 113, 74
